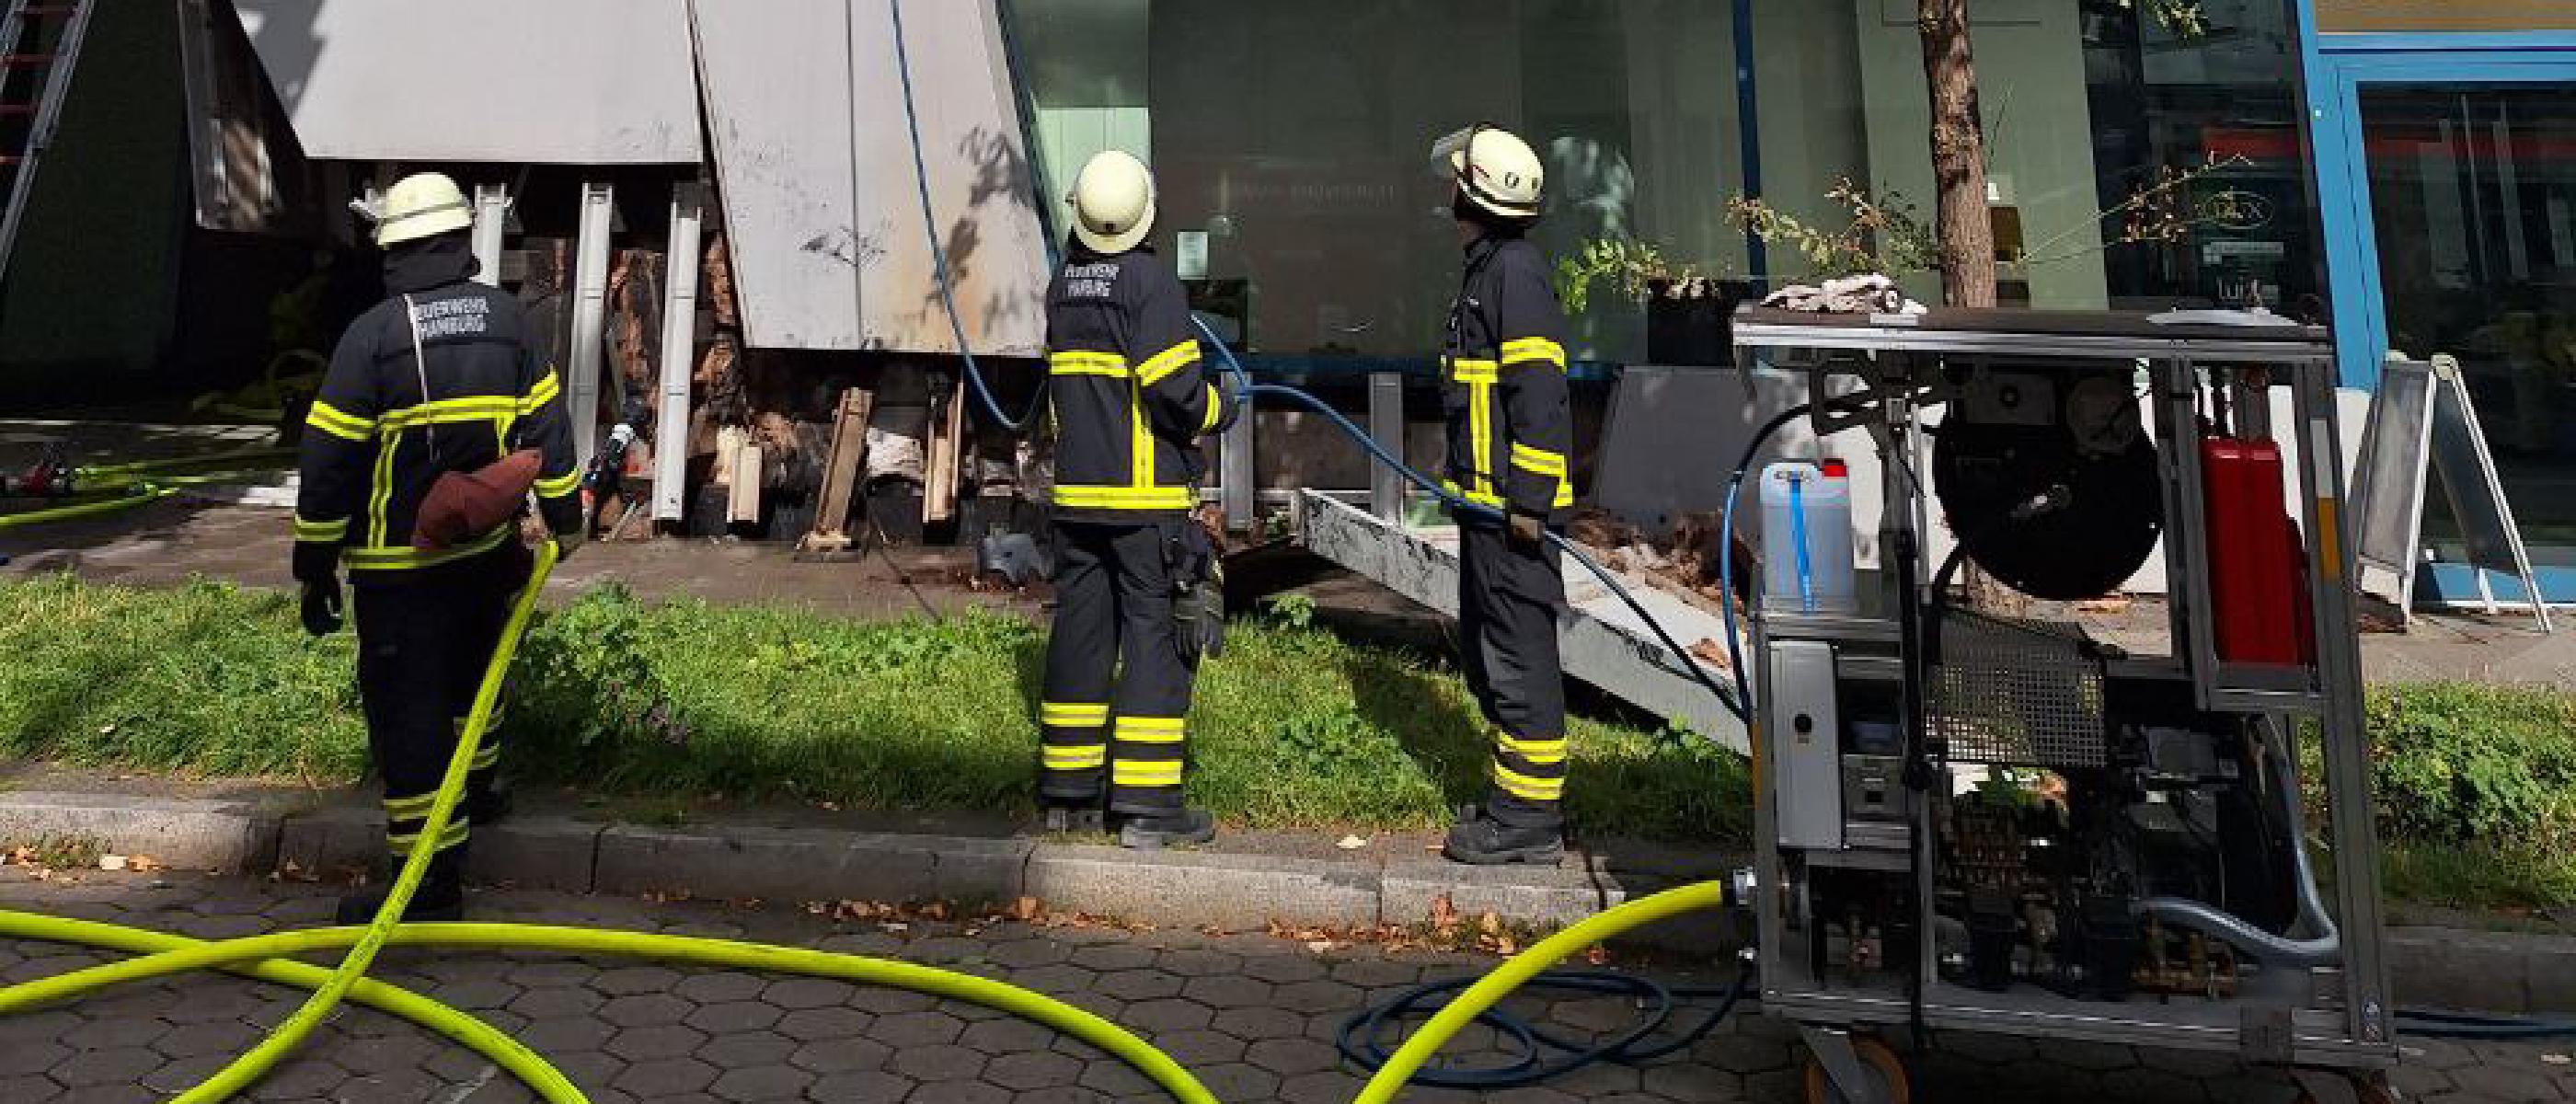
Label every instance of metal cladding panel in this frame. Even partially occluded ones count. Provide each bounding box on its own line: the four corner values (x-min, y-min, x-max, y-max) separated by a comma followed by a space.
235, 0, 701, 165
694, 0, 1050, 354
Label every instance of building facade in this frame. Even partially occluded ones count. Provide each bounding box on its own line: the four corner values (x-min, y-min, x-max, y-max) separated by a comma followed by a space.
1008, 0, 2571, 604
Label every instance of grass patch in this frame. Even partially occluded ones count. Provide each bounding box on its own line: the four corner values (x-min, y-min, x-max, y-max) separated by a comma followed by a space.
0, 575, 1747, 842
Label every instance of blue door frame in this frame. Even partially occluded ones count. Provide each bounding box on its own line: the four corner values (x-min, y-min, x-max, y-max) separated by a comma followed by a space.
2299, 17, 2576, 604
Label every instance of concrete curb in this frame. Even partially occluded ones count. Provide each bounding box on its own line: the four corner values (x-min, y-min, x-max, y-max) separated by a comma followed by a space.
1, 789, 2563, 1014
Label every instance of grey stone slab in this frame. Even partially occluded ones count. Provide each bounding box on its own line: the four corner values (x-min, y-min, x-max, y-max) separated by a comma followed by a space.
2393, 927, 2533, 1016
467, 816, 604, 893
1025, 845, 1379, 930
594, 826, 1030, 906
273, 806, 381, 882
0, 792, 276, 875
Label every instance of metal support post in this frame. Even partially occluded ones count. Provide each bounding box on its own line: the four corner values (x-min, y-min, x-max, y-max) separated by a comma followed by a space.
568, 183, 616, 465
2297, 364, 2393, 1048
652, 185, 706, 523
1368, 373, 1404, 521
1222, 389, 1255, 532
470, 185, 509, 289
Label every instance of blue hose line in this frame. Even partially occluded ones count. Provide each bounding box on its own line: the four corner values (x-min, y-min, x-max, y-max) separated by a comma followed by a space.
1336, 967, 1754, 1089
886, 0, 1046, 434
2394, 1009, 2576, 1040
1192, 318, 1746, 727
1788, 472, 1813, 614
1715, 403, 1830, 714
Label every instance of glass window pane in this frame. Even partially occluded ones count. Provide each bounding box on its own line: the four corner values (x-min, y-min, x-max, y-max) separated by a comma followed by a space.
2362, 85, 2576, 548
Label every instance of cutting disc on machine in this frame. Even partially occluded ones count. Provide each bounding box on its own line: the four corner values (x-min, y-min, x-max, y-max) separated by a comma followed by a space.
1932, 369, 2164, 602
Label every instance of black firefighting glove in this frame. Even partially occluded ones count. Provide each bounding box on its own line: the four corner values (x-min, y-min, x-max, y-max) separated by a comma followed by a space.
299, 579, 343, 638
1506, 510, 1547, 552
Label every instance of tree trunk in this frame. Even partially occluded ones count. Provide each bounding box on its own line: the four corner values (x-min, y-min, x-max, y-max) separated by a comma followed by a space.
1918, 0, 1997, 309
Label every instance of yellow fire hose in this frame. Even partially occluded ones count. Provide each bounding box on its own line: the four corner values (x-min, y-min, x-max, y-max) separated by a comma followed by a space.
0, 535, 1735, 1101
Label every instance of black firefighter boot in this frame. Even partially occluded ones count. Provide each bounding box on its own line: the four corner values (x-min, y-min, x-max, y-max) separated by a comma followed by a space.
1443, 808, 1565, 866
465, 766, 513, 828
1115, 807, 1216, 850
336, 845, 467, 926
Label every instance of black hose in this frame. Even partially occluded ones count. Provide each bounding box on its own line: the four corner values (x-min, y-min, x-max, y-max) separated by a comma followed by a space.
1337, 964, 1756, 1089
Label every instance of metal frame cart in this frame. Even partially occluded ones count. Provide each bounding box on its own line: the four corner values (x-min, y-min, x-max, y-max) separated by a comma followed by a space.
1730, 309, 2399, 1103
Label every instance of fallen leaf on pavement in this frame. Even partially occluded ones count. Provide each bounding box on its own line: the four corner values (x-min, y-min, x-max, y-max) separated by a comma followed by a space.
97, 855, 128, 871
1337, 834, 1369, 850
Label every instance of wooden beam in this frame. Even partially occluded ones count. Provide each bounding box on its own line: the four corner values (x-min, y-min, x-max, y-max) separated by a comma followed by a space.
924, 373, 965, 524
803, 386, 874, 552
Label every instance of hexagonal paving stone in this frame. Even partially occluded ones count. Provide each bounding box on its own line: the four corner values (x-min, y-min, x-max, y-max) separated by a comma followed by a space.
427, 979, 525, 1013
149, 1020, 261, 1062
1179, 974, 1274, 1010
807, 1070, 915, 1103
1241, 954, 1329, 984
329, 1033, 442, 1076
1279, 1069, 1369, 1104
544, 1049, 627, 1087
984, 938, 1069, 969
331, 1070, 444, 1102
604, 1023, 708, 1063
1211, 1006, 1307, 1043
0, 1075, 60, 1103
610, 1055, 721, 1096
906, 1080, 1009, 1104
673, 972, 767, 1006
789, 1038, 893, 1075
958, 1017, 1058, 1055
68, 1012, 170, 1052
684, 1000, 785, 1035
516, 1015, 619, 1055
1194, 1061, 1282, 1100
592, 965, 685, 996
887, 1043, 986, 1083
704, 1064, 813, 1102
872, 1010, 966, 1048
0, 1041, 68, 1077
506, 960, 600, 989
1328, 958, 1422, 988
507, 984, 607, 1020
1093, 969, 1184, 1002
760, 978, 856, 1010
1069, 944, 1157, 972
1076, 1055, 1158, 1098
845, 986, 937, 1015
696, 1030, 797, 1069
1122, 997, 1214, 1034
1245, 1037, 1340, 1077
773, 1006, 873, 1045
1640, 1063, 1747, 1102
1151, 1029, 1246, 1066
1006, 963, 1098, 998
983, 1050, 1084, 1091
598, 993, 695, 1029
1270, 978, 1364, 1014
52, 1046, 166, 1087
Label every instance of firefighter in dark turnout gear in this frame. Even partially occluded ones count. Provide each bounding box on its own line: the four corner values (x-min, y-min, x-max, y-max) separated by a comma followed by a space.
294, 173, 586, 923
1038, 151, 1238, 849
1434, 126, 1576, 865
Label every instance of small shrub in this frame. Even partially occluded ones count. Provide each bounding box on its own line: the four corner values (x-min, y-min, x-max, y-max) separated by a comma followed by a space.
2366, 684, 2576, 844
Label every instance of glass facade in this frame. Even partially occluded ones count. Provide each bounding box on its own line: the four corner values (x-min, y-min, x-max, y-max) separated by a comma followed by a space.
2359, 85, 2576, 549
1005, 0, 2320, 366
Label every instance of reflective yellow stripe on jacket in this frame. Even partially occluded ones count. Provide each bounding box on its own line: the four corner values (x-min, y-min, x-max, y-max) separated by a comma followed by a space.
1052, 345, 1196, 512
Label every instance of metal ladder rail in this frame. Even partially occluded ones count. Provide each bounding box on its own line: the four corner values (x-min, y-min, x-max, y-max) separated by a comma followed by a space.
0, 0, 94, 282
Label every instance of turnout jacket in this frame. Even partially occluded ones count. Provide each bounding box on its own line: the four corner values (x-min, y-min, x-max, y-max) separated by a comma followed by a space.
1443, 234, 1573, 521
1044, 244, 1237, 523
293, 238, 582, 585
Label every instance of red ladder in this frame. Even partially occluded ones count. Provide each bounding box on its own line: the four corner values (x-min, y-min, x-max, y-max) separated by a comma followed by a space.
0, 0, 94, 282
